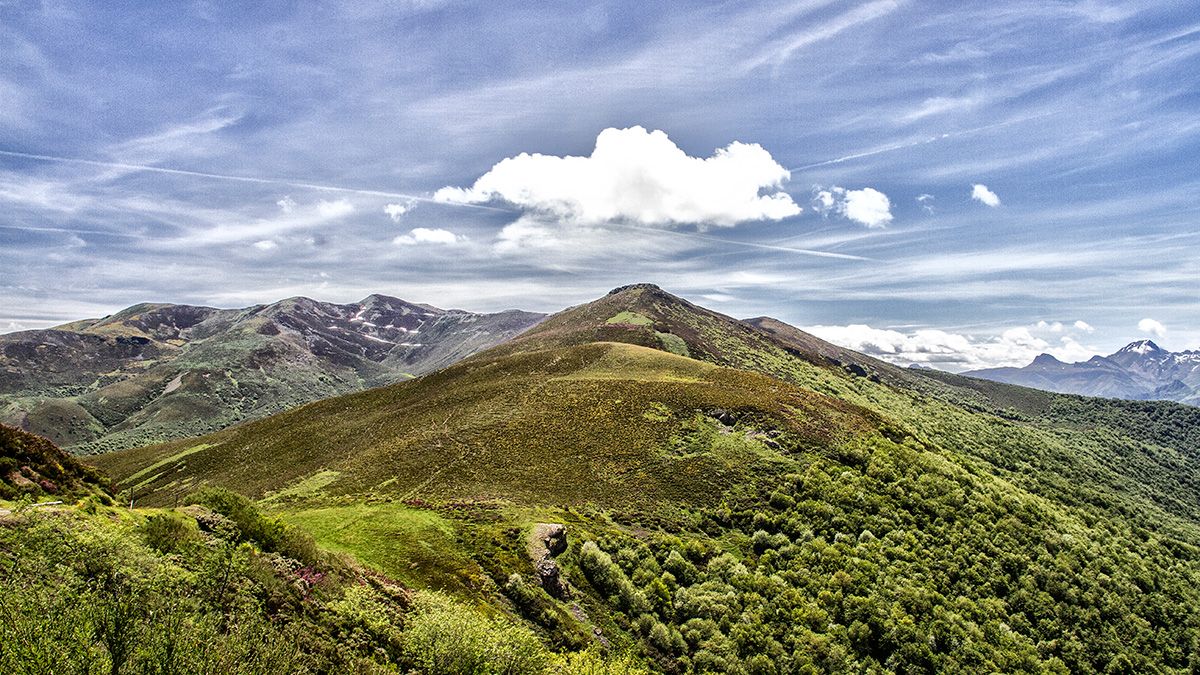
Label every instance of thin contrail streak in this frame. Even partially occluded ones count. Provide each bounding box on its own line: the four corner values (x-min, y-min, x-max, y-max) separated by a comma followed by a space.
0, 224, 139, 237
0, 148, 515, 213
0, 149, 870, 261
789, 115, 1051, 172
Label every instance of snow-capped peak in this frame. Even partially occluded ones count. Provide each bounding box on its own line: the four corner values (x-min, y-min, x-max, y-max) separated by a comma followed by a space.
1118, 339, 1164, 356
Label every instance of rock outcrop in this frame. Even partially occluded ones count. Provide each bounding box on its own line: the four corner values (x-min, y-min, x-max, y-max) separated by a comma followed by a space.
528, 522, 570, 598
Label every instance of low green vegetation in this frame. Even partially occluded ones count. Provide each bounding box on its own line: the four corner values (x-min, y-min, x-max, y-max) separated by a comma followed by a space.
122, 442, 213, 489
1, 423, 111, 501
281, 502, 490, 598
261, 469, 343, 506
656, 332, 690, 358
0, 489, 646, 674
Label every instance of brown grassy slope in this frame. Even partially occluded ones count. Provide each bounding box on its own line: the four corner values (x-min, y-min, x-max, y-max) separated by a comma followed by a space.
488, 284, 914, 388
90, 341, 877, 508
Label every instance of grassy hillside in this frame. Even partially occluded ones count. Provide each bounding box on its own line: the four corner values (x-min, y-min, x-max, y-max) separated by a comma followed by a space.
88, 284, 1200, 673
93, 340, 875, 509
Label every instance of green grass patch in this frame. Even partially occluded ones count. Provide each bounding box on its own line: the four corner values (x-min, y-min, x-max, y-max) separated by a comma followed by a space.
605, 311, 653, 326
260, 469, 342, 506
123, 443, 213, 486
552, 342, 713, 383
279, 503, 491, 598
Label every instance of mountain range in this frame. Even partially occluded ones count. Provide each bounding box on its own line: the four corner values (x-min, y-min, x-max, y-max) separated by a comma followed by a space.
965, 339, 1200, 405
76, 282, 1200, 672
0, 295, 543, 453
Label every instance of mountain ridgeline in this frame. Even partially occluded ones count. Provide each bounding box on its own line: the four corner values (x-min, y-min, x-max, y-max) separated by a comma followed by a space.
0, 294, 544, 453
85, 284, 1200, 673
966, 339, 1200, 406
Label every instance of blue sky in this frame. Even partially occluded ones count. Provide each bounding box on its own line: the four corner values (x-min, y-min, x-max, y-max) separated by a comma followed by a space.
1, 1, 1198, 370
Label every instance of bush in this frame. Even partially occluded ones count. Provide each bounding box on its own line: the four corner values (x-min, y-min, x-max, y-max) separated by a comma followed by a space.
401, 591, 549, 675
0, 510, 307, 674
661, 550, 698, 585
580, 542, 649, 614
550, 648, 650, 674
185, 487, 318, 564
140, 511, 201, 554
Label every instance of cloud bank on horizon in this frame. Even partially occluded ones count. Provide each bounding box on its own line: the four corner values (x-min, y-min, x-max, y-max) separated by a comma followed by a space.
1, 1, 1198, 367
806, 321, 1101, 371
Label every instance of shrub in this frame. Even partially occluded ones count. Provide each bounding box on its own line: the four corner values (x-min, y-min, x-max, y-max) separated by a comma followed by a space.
140, 511, 201, 554
550, 648, 650, 674
661, 550, 698, 585
185, 487, 318, 564
580, 542, 649, 614
401, 591, 549, 675
768, 491, 795, 511
331, 583, 404, 640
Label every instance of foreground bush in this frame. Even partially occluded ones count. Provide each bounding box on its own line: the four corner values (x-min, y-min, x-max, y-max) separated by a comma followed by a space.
0, 503, 653, 674
402, 591, 550, 675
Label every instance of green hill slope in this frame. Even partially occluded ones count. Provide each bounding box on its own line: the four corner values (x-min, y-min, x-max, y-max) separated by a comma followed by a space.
88, 284, 1200, 673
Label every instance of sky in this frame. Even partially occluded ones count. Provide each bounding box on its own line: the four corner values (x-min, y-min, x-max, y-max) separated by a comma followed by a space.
1, 0, 1198, 371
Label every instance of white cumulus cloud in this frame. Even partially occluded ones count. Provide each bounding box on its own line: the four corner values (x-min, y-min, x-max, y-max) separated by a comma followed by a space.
393, 227, 464, 246
813, 186, 893, 228
971, 183, 1001, 207
1074, 320, 1094, 332
384, 201, 413, 222
276, 196, 296, 213
434, 126, 801, 227
1138, 318, 1167, 337
252, 239, 277, 251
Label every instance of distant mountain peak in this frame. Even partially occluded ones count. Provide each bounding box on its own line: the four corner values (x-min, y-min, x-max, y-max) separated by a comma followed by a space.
358, 293, 400, 305
966, 337, 1198, 406
1117, 339, 1165, 356
1031, 353, 1063, 366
